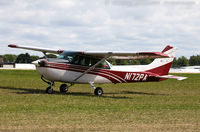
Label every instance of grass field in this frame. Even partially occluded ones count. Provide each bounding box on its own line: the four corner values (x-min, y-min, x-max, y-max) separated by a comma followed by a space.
0, 70, 199, 131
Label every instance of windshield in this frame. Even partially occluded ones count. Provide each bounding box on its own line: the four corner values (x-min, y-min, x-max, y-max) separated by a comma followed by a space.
57, 51, 77, 63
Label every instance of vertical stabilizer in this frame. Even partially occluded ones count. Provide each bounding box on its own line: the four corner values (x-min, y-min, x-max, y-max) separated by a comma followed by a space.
146, 45, 176, 75
162, 45, 177, 58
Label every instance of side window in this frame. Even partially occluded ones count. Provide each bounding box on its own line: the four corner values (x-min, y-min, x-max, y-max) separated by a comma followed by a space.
80, 57, 86, 66
72, 55, 92, 66
96, 61, 110, 69
71, 55, 110, 69
73, 55, 80, 65
85, 57, 90, 66
79, 57, 90, 66
90, 58, 100, 66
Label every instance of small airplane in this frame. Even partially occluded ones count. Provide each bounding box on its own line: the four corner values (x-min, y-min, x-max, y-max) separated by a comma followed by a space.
8, 44, 187, 96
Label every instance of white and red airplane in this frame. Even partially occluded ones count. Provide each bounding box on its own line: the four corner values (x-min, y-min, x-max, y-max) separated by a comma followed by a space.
8, 44, 187, 96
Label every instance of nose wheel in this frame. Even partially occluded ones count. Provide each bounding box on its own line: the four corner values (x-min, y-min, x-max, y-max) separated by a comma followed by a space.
46, 86, 53, 94
45, 82, 54, 94
41, 76, 54, 94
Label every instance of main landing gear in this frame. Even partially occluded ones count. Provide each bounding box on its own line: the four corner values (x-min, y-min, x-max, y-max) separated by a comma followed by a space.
59, 83, 73, 93
89, 82, 103, 96
41, 76, 103, 96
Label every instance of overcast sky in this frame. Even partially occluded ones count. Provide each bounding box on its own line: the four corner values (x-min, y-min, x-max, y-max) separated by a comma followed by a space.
0, 0, 200, 57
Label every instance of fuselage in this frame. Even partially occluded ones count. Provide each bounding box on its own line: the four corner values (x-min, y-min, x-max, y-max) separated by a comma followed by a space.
34, 50, 174, 84
35, 59, 163, 84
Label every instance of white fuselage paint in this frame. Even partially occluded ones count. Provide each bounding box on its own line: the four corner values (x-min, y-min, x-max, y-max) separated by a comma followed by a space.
36, 67, 112, 84
36, 58, 174, 84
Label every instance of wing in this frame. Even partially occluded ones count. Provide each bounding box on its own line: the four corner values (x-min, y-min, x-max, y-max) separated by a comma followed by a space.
8, 44, 64, 54
83, 51, 169, 59
8, 44, 169, 59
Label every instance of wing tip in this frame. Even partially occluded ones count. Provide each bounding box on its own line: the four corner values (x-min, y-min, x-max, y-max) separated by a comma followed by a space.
57, 50, 64, 54
8, 44, 18, 48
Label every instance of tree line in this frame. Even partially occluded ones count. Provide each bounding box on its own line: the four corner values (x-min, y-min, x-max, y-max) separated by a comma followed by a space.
0, 53, 200, 67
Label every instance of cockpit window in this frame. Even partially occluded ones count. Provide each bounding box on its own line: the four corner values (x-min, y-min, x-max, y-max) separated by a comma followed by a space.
71, 55, 100, 67
57, 52, 111, 69
58, 51, 77, 63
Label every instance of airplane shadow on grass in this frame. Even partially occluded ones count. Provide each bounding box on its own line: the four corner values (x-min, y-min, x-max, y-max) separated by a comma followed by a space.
0, 86, 168, 99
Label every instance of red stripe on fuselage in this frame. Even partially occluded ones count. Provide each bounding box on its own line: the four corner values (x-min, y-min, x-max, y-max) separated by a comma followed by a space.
41, 62, 162, 83
48, 63, 127, 83
48, 65, 124, 83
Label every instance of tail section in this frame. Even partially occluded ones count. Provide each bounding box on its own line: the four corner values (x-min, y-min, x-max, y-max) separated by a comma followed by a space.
146, 45, 177, 76
146, 45, 187, 80
161, 45, 177, 58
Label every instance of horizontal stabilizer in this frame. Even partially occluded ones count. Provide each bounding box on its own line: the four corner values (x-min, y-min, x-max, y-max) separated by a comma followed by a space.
157, 75, 187, 81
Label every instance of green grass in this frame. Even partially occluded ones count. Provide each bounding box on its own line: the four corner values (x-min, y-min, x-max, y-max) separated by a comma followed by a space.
0, 70, 199, 131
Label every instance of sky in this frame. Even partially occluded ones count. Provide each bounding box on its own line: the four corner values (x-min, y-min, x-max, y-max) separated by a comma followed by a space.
0, 0, 200, 58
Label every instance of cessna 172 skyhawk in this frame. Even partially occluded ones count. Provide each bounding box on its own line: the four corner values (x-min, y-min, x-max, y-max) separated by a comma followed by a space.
8, 44, 187, 96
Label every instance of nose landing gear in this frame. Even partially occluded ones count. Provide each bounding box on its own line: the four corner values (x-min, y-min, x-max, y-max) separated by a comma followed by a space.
41, 76, 54, 94
46, 82, 54, 94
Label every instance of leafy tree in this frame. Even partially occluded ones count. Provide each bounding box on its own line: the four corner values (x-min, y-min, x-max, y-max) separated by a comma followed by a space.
46, 54, 57, 58
172, 57, 178, 67
140, 59, 152, 65
3, 54, 17, 63
0, 55, 3, 63
16, 53, 32, 63
30, 55, 40, 62
128, 60, 140, 65
197, 55, 200, 65
189, 55, 198, 66
115, 60, 129, 65
109, 59, 153, 65
108, 60, 117, 65
177, 56, 189, 67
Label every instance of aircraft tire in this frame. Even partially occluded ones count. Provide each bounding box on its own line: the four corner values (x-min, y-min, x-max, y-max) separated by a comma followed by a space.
94, 87, 103, 96
46, 86, 53, 94
60, 84, 68, 93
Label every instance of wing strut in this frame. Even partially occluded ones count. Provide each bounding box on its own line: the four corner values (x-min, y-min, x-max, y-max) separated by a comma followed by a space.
73, 56, 109, 82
